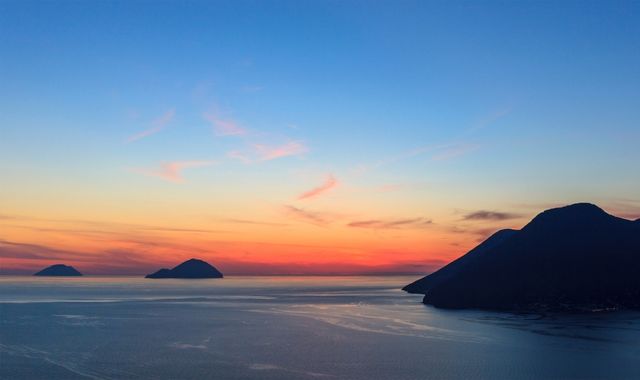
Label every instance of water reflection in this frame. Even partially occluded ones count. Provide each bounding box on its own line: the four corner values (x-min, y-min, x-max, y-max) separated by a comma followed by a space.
1, 276, 639, 379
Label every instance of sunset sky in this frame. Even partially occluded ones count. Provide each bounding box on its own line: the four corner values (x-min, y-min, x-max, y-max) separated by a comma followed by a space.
1, 1, 639, 275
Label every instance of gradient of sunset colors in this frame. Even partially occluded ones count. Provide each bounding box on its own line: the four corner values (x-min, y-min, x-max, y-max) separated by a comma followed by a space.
1, 1, 639, 275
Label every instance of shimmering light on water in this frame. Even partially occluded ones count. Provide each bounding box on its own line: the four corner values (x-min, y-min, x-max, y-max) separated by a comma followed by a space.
1, 276, 640, 379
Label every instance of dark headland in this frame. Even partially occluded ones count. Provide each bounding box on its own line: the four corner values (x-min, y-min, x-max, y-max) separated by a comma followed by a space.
146, 258, 223, 279
404, 203, 640, 312
34, 264, 82, 277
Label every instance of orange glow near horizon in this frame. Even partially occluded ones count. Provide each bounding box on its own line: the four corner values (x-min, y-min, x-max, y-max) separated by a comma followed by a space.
0, 202, 502, 275
3, 192, 639, 276
2, 1, 640, 278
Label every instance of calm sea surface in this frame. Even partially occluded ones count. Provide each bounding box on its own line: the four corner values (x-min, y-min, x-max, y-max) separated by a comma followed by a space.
1, 275, 640, 379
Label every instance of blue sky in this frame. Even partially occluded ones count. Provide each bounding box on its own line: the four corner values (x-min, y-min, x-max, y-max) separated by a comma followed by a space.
1, 1, 639, 274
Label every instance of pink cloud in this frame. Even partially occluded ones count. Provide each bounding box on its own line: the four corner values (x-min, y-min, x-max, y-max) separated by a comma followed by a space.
203, 112, 247, 136
298, 175, 338, 200
254, 140, 308, 161
130, 160, 216, 183
125, 108, 176, 143
227, 141, 308, 164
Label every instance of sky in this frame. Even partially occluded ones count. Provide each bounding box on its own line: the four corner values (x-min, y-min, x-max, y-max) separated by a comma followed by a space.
1, 1, 639, 275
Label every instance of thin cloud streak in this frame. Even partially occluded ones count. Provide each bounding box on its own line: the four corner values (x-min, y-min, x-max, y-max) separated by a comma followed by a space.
125, 108, 176, 143
255, 140, 308, 161
468, 107, 511, 132
347, 218, 433, 230
448, 225, 507, 242
204, 112, 247, 136
228, 141, 309, 163
0, 239, 178, 275
431, 143, 480, 161
0, 237, 446, 276
353, 145, 435, 175
298, 175, 338, 200
0, 239, 82, 261
599, 199, 640, 221
227, 150, 252, 163
282, 205, 328, 226
0, 214, 228, 236
462, 210, 522, 221
353, 141, 479, 176
224, 218, 289, 227
129, 160, 216, 183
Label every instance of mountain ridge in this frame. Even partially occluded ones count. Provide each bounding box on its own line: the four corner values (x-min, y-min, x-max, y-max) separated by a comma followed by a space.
146, 258, 223, 279
34, 264, 82, 277
404, 203, 640, 311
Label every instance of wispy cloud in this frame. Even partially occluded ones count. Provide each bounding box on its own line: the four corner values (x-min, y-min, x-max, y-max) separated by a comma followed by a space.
352, 142, 479, 176
0, 239, 81, 261
462, 210, 521, 221
0, 238, 445, 275
255, 140, 308, 161
223, 218, 289, 227
229, 140, 309, 163
125, 108, 175, 143
351, 108, 505, 175
203, 112, 247, 136
282, 205, 328, 226
353, 145, 434, 175
0, 215, 229, 245
448, 225, 507, 242
431, 143, 480, 161
298, 175, 338, 200
226, 150, 252, 163
469, 107, 511, 132
347, 218, 433, 230
130, 160, 216, 183
597, 199, 640, 221
0, 239, 174, 275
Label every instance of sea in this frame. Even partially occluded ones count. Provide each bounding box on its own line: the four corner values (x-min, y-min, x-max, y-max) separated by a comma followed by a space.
1, 275, 640, 380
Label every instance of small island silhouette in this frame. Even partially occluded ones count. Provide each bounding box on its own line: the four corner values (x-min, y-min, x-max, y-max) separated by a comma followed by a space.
34, 264, 82, 277
404, 203, 640, 311
146, 258, 223, 279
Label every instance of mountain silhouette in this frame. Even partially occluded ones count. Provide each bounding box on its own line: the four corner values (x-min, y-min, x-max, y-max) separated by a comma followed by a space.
404, 203, 640, 311
34, 264, 82, 277
145, 258, 223, 279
